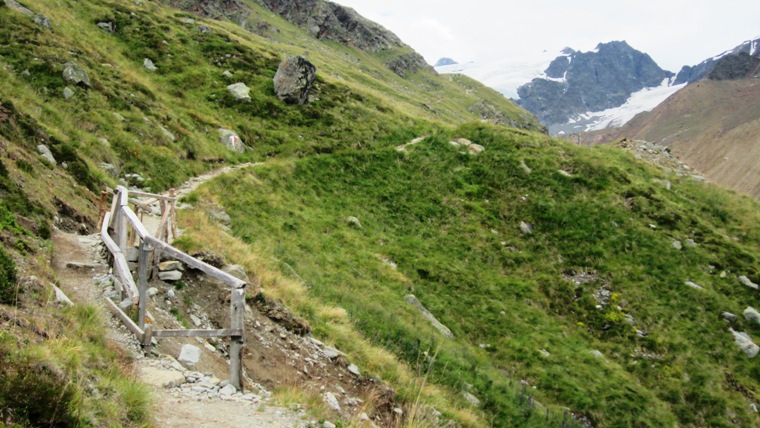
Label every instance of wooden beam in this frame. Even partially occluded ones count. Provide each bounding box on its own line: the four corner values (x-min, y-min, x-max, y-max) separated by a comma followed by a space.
151, 328, 244, 338
105, 297, 144, 338
128, 189, 177, 201
144, 236, 246, 289
101, 212, 139, 302
137, 241, 150, 331
229, 288, 246, 391
121, 206, 150, 240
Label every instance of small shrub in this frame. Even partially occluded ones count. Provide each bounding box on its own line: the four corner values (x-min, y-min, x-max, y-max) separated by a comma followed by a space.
0, 247, 17, 305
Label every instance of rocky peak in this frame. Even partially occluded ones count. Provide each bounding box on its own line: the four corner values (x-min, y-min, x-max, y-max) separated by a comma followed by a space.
707, 51, 760, 80
517, 41, 673, 127
675, 36, 760, 84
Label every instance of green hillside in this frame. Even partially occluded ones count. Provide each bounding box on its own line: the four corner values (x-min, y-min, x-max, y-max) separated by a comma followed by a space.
192, 123, 760, 427
2, 0, 760, 427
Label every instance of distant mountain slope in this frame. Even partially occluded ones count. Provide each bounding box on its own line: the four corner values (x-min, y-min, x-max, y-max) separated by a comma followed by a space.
674, 36, 760, 84
517, 41, 674, 128
596, 76, 760, 198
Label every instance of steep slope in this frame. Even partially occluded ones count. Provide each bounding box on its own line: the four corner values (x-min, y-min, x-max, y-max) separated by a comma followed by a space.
594, 52, 760, 199
202, 123, 760, 427
674, 36, 760, 84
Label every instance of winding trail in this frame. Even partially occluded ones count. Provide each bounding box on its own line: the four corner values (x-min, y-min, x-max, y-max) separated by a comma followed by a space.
53, 162, 309, 427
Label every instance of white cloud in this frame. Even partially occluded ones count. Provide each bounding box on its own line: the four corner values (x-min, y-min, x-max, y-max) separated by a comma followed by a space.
333, 0, 760, 70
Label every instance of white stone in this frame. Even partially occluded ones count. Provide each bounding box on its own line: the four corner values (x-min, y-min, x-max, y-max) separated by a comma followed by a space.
63, 87, 74, 99
590, 350, 604, 359
227, 82, 251, 102
159, 261, 183, 271
139, 366, 186, 388
146, 287, 159, 297
744, 307, 760, 325
519, 221, 533, 234
323, 392, 341, 411
684, 281, 704, 290
190, 314, 202, 327
159, 270, 183, 281
672, 240, 682, 250
37, 145, 56, 166
217, 129, 245, 153
739, 276, 758, 290
729, 328, 759, 358
347, 364, 360, 376
462, 391, 481, 407
178, 344, 202, 367
219, 384, 237, 396
143, 58, 157, 71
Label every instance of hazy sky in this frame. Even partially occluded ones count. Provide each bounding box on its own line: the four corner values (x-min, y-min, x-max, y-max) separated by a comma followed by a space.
332, 0, 760, 71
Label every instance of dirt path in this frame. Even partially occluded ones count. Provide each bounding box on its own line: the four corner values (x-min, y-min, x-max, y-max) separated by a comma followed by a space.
52, 161, 312, 428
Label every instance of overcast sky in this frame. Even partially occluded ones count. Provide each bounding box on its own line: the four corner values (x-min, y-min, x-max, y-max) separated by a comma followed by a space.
332, 0, 760, 71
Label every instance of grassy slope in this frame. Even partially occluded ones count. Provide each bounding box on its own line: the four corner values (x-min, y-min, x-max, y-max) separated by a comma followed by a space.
200, 123, 760, 427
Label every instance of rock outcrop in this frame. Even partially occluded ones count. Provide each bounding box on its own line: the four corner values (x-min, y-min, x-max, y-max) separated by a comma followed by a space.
273, 55, 316, 105
517, 41, 673, 127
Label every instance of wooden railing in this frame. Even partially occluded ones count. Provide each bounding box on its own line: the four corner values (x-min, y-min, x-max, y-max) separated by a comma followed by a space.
101, 186, 246, 390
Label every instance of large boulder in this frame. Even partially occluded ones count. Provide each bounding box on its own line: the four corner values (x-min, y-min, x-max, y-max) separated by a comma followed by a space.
729, 328, 759, 358
273, 55, 316, 105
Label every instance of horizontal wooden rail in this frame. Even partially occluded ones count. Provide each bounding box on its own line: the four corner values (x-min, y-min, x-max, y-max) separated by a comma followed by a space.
143, 235, 246, 289
109, 187, 177, 202
152, 328, 243, 338
101, 211, 139, 302
105, 297, 144, 338
121, 206, 151, 240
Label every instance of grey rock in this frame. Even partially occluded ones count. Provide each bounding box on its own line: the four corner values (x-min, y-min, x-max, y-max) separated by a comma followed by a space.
590, 350, 604, 359
323, 422, 336, 428
672, 240, 682, 250
167, 288, 176, 299
219, 384, 237, 396
519, 221, 533, 235
99, 163, 118, 179
729, 328, 759, 358
180, 17, 196, 24
744, 307, 760, 325
222, 70, 233, 77
519, 159, 532, 174
126, 247, 140, 262
53, 285, 73, 306
118, 298, 133, 311
346, 216, 362, 228
539, 349, 551, 358
190, 314, 202, 327
217, 128, 245, 153
226, 82, 251, 102
462, 391, 481, 407
209, 207, 231, 225
159, 261, 183, 272
146, 287, 159, 297
178, 344, 202, 367
624, 314, 637, 326
321, 346, 342, 359
273, 55, 316, 105
159, 270, 183, 281
347, 364, 360, 376
5, 0, 34, 16
159, 126, 175, 142
143, 58, 157, 71
738, 275, 758, 290
97, 22, 114, 33
33, 13, 51, 29
323, 392, 341, 411
37, 145, 56, 166
222, 265, 248, 283
721, 312, 738, 322
684, 281, 704, 290
404, 295, 454, 339
684, 239, 697, 248
112, 112, 126, 122
197, 25, 212, 34
62, 62, 90, 87
467, 143, 485, 155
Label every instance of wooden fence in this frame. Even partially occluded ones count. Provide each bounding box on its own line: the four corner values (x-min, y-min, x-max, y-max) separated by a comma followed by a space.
101, 186, 246, 390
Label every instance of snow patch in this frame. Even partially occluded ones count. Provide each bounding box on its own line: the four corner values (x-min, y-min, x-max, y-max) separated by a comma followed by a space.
560, 79, 685, 133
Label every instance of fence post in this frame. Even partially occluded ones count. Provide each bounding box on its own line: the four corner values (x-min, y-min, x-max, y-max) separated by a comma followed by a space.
116, 188, 129, 254
229, 288, 246, 391
169, 188, 178, 241
137, 240, 150, 331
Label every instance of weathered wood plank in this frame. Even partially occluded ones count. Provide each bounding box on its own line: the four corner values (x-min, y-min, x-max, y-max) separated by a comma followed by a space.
137, 242, 150, 331
128, 189, 177, 201
152, 328, 243, 338
105, 297, 144, 338
144, 236, 246, 289
229, 288, 246, 391
122, 206, 150, 240
102, 212, 139, 302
